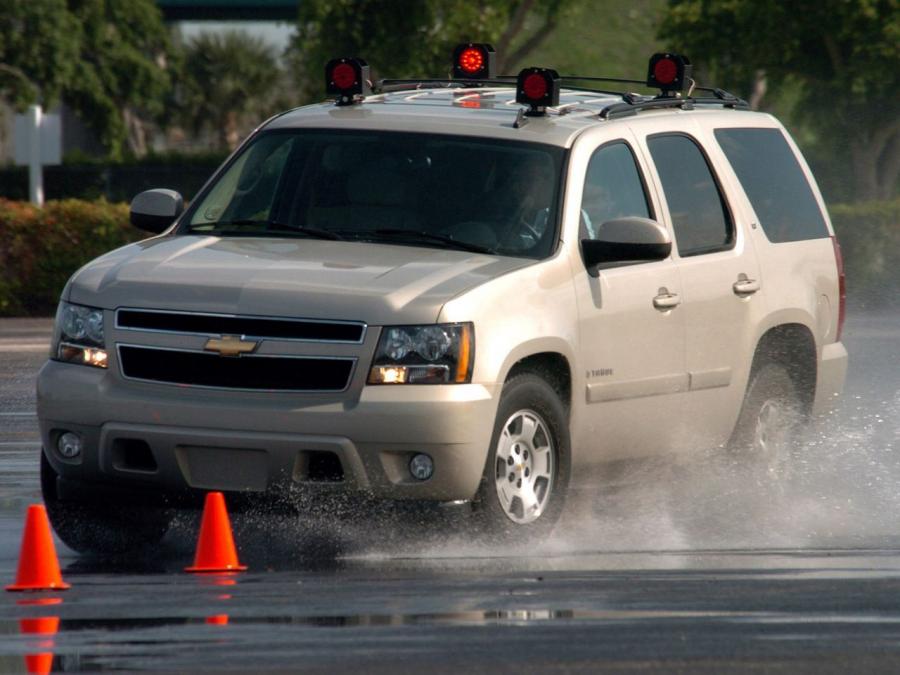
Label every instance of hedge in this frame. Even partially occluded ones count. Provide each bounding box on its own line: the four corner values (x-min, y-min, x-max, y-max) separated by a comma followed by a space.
0, 199, 143, 316
830, 198, 900, 309
0, 152, 226, 203
0, 197, 897, 317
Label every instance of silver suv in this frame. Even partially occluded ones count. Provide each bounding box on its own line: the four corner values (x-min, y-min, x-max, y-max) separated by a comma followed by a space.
37, 48, 847, 552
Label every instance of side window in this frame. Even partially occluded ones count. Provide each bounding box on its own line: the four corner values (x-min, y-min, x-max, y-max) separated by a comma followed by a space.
715, 128, 829, 243
647, 134, 733, 256
580, 142, 651, 239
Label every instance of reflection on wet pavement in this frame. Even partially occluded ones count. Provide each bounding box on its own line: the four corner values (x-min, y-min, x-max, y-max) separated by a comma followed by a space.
5, 553, 900, 672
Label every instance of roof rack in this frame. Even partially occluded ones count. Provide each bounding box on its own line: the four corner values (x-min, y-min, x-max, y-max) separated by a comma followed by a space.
365, 49, 751, 119
376, 78, 515, 93
375, 76, 749, 118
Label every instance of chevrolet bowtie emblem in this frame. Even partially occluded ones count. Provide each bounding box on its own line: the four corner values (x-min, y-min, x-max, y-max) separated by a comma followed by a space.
204, 335, 259, 357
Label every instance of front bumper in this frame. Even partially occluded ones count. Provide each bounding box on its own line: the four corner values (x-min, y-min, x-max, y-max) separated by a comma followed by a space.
37, 360, 500, 502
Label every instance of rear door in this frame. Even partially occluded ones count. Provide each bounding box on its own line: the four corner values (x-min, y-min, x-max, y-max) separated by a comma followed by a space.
635, 119, 763, 449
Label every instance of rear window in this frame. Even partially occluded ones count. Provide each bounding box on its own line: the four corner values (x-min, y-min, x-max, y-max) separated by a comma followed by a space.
714, 128, 829, 243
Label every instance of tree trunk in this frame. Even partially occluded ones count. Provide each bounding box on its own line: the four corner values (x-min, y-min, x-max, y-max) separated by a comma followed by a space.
876, 131, 900, 201
123, 107, 148, 158
223, 110, 239, 151
850, 140, 880, 202
496, 0, 535, 72
504, 14, 560, 71
748, 70, 767, 111
850, 122, 900, 202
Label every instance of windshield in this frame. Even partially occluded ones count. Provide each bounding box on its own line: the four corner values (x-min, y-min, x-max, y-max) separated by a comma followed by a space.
184, 130, 565, 259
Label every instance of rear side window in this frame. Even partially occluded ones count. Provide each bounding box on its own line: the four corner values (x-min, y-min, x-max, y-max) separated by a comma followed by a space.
647, 134, 733, 256
715, 128, 829, 243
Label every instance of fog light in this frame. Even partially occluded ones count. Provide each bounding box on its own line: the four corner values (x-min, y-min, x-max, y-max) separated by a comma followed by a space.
57, 432, 82, 459
409, 453, 434, 481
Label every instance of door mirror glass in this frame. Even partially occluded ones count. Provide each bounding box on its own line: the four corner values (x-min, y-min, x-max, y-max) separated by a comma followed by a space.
581, 217, 672, 274
130, 189, 184, 234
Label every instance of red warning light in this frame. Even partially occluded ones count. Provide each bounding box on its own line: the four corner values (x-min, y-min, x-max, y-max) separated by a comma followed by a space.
325, 57, 371, 105
458, 47, 484, 75
331, 62, 356, 89
523, 73, 548, 100
515, 67, 560, 115
646, 53, 692, 94
452, 43, 496, 79
653, 58, 677, 85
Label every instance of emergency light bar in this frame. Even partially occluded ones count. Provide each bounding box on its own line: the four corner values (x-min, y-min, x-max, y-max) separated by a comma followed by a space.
647, 53, 692, 95
326, 57, 370, 105
452, 43, 496, 79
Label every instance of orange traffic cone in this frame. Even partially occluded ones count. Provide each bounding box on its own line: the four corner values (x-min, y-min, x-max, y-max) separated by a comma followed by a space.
20, 616, 59, 675
185, 492, 247, 573
6, 505, 70, 592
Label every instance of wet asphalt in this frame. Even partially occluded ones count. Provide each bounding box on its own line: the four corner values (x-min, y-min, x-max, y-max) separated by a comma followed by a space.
1, 311, 899, 673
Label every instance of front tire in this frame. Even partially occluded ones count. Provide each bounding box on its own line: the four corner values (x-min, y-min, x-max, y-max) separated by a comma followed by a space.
41, 451, 172, 555
472, 373, 570, 539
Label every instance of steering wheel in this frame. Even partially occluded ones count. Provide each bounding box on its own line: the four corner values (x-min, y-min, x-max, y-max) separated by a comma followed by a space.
497, 206, 548, 251
517, 212, 543, 239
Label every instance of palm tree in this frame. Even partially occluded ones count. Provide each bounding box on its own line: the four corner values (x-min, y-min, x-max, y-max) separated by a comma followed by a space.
179, 31, 286, 150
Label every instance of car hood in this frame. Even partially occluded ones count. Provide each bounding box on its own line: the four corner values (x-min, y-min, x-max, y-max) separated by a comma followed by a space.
67, 235, 534, 325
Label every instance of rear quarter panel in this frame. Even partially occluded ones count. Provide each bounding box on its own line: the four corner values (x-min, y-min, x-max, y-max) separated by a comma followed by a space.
708, 113, 843, 401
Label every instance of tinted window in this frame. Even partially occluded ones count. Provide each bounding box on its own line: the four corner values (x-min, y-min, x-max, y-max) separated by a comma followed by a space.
580, 142, 651, 239
648, 134, 733, 256
715, 128, 828, 242
186, 130, 565, 259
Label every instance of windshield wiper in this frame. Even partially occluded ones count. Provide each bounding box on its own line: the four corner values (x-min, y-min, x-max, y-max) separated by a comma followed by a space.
196, 219, 345, 240
365, 229, 494, 254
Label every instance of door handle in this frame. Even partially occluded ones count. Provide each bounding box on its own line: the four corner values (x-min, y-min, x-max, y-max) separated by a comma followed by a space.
653, 288, 681, 310
733, 275, 760, 296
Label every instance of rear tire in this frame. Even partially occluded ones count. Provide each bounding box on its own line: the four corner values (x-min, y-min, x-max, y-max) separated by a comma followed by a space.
729, 361, 805, 484
41, 451, 172, 555
472, 373, 570, 540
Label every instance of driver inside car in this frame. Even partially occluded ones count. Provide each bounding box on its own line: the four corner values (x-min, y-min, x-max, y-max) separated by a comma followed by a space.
480, 155, 556, 251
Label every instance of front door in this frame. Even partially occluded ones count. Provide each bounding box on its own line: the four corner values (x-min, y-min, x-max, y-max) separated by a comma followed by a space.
571, 137, 687, 463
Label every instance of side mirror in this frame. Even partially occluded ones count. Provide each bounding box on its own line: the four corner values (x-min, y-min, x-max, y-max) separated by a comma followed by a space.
130, 189, 184, 234
581, 217, 671, 275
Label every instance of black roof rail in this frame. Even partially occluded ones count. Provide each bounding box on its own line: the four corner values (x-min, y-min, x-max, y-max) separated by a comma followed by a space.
557, 75, 647, 87
600, 93, 749, 120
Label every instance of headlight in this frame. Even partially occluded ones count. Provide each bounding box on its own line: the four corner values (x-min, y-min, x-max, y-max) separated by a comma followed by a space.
53, 302, 108, 369
368, 323, 473, 384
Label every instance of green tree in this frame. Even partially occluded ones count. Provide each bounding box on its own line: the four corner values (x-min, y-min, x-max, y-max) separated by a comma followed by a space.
65, 0, 176, 158
178, 31, 284, 151
288, 0, 572, 102
659, 0, 900, 202
0, 0, 80, 107
0, 0, 176, 159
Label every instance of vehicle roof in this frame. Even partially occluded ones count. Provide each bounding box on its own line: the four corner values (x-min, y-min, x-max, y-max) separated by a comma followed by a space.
265, 86, 766, 148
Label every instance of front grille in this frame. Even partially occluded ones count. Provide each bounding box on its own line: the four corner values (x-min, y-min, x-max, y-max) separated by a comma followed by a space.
117, 309, 365, 343
118, 345, 354, 391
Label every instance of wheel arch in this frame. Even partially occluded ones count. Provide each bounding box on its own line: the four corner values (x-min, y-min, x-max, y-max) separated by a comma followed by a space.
501, 348, 573, 415
750, 322, 818, 414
